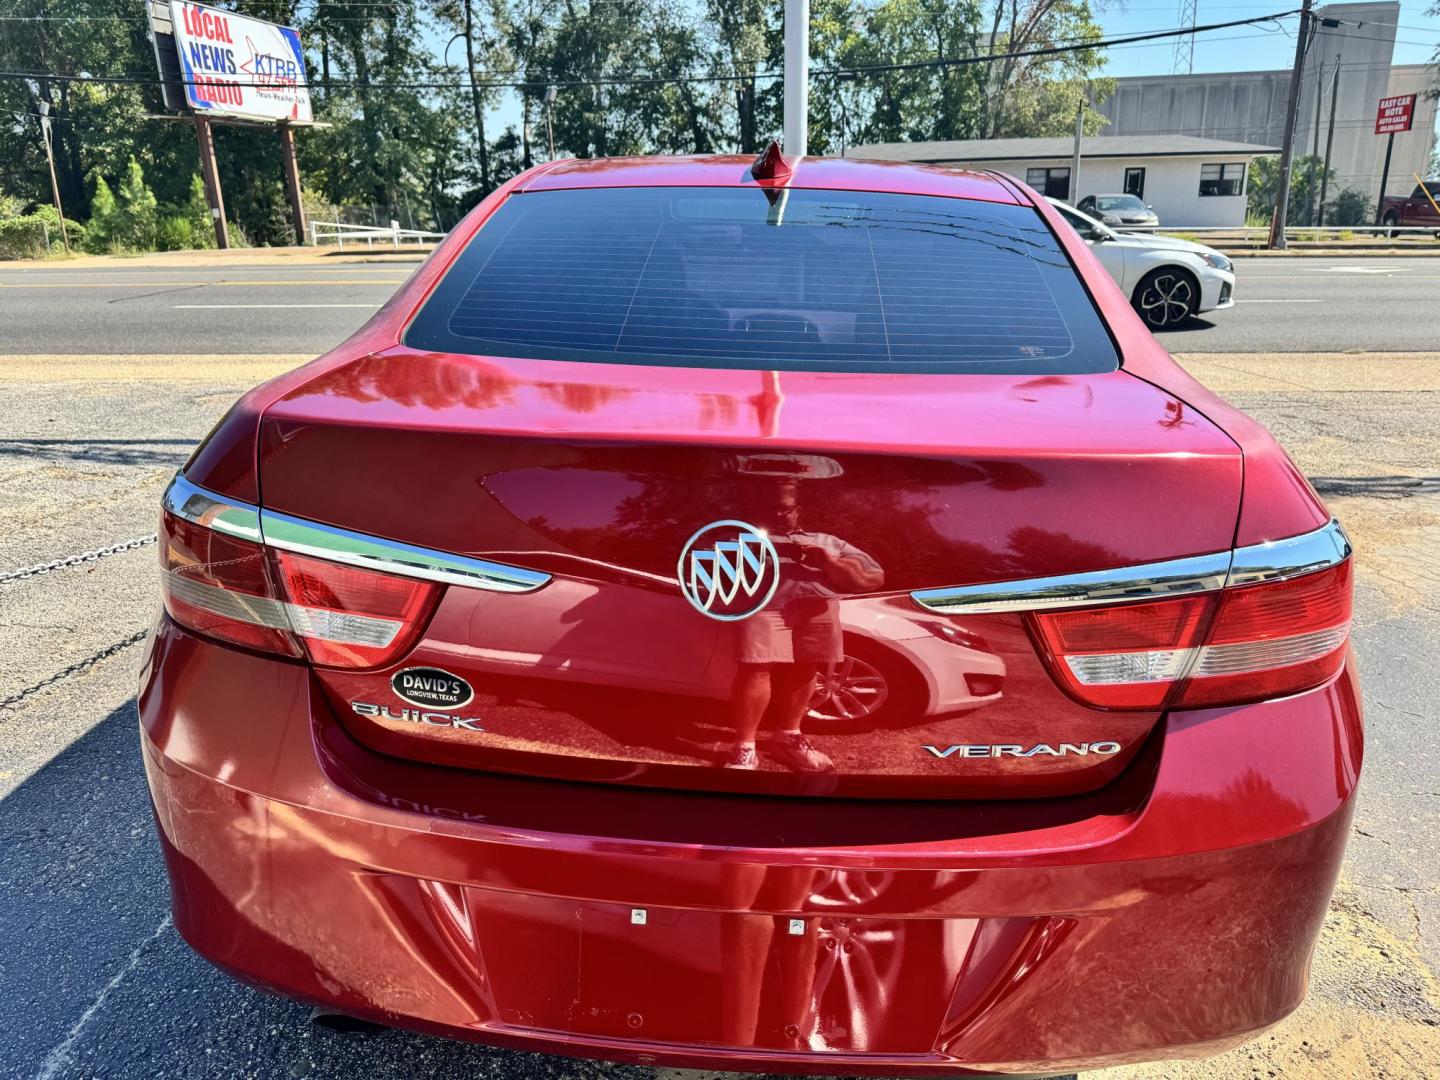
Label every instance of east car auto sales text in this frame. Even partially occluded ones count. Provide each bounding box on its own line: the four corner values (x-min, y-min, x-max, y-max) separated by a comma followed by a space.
180, 5, 244, 106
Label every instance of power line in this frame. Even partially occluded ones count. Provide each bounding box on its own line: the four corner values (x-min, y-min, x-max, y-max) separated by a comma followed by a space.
0, 8, 1304, 92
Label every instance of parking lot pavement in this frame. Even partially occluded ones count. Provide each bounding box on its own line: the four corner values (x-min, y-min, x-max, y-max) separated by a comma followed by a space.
2, 351, 1438, 1079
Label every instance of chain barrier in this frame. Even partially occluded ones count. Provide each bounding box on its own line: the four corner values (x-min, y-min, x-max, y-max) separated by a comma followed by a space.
0, 630, 149, 712
0, 535, 158, 586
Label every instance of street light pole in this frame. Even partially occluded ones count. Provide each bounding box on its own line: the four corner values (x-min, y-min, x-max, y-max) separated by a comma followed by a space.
543, 85, 557, 160
36, 102, 70, 253
1070, 95, 1084, 203
783, 0, 809, 156
1269, 0, 1315, 250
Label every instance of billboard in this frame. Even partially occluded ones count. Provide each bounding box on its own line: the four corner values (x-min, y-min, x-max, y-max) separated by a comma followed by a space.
170, 1, 312, 124
1374, 94, 1416, 136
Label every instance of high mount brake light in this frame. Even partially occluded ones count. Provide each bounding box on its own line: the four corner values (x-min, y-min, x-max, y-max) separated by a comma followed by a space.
160, 509, 440, 670
1033, 559, 1352, 711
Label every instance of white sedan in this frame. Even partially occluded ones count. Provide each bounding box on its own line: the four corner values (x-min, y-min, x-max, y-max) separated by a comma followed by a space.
1048, 198, 1236, 330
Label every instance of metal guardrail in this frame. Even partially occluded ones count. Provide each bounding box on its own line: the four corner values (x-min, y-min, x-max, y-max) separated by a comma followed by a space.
309, 219, 447, 251
1116, 224, 1439, 241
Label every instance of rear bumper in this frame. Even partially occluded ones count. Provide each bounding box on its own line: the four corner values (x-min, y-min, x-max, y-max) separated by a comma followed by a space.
139, 618, 1362, 1076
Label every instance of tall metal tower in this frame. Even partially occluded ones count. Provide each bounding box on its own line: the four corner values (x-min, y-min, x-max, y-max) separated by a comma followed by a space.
1172, 0, 1198, 74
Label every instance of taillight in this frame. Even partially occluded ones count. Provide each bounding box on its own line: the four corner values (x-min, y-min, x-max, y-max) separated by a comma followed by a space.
160, 509, 302, 658
160, 509, 440, 669
1032, 559, 1352, 711
271, 549, 439, 668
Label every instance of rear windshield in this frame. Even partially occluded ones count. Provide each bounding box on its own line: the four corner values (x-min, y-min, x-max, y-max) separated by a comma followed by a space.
405, 186, 1118, 375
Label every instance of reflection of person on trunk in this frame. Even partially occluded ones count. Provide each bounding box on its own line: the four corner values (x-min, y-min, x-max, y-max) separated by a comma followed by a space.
725, 480, 884, 771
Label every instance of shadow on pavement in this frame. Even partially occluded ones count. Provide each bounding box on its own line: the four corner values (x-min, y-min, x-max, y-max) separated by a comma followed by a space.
0, 438, 193, 469
1151, 316, 1218, 336
0, 702, 792, 1079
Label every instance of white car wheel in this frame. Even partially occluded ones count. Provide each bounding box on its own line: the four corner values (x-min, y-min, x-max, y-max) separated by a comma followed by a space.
1134, 269, 1199, 329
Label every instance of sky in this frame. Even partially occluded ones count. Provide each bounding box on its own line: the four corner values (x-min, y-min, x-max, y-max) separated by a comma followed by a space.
1095, 0, 1440, 79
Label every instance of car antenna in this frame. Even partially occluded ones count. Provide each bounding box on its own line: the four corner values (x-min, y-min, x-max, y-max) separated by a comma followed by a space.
750, 140, 793, 184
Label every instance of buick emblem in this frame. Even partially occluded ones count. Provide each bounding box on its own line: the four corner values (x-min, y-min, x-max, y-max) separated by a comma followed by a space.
677, 519, 781, 621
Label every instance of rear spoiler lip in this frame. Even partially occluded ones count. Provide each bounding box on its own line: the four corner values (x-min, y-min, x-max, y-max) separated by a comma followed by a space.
911, 519, 1351, 615
163, 473, 550, 594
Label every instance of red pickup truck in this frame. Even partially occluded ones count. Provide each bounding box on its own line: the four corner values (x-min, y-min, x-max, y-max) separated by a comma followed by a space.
1380, 179, 1440, 236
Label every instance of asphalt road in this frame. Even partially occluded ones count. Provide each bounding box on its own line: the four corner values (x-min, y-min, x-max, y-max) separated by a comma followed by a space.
1, 255, 1439, 356
1, 329, 1438, 1072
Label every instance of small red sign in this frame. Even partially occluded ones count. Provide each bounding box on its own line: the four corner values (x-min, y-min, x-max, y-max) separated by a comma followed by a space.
1375, 94, 1416, 135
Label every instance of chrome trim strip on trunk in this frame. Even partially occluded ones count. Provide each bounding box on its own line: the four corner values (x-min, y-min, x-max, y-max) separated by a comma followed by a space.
163, 474, 551, 593
1224, 519, 1352, 587
162, 474, 263, 543
260, 510, 551, 592
911, 519, 1349, 615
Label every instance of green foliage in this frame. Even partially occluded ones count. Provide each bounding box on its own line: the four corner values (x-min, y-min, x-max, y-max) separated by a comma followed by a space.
1, 0, 1113, 244
0, 217, 51, 260
1325, 188, 1371, 228
84, 175, 119, 253
114, 157, 158, 249
184, 176, 216, 249
0, 206, 85, 259
1246, 154, 1336, 226
156, 215, 195, 251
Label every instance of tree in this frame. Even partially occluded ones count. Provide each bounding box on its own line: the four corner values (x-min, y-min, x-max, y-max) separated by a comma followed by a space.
1325, 188, 1371, 227
184, 176, 215, 248
975, 1, 1112, 140
0, 0, 1116, 244
114, 157, 158, 249
84, 174, 118, 253
1247, 154, 1334, 225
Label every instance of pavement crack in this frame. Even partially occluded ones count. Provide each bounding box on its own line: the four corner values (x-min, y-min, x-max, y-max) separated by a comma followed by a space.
106, 283, 207, 304
34, 914, 173, 1080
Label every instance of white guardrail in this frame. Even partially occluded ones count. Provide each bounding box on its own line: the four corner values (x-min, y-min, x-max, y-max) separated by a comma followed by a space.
1116, 224, 1439, 240
304, 218, 1434, 250
310, 219, 447, 250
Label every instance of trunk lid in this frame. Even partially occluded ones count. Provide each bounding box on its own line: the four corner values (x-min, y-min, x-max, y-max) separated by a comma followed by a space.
259, 348, 1241, 798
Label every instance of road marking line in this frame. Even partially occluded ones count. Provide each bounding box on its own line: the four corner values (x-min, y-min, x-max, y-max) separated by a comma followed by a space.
35, 915, 173, 1080
174, 303, 379, 309
1234, 299, 1323, 303
1304, 266, 1414, 274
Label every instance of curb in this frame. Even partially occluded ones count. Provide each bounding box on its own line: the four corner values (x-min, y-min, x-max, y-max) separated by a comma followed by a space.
1223, 248, 1440, 259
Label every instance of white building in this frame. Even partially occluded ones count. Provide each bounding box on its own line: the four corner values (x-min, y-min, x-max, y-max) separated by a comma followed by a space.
848, 135, 1280, 227
1092, 3, 1438, 208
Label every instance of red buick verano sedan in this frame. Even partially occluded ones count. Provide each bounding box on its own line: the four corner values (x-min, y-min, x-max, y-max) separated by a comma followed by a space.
140, 150, 1360, 1076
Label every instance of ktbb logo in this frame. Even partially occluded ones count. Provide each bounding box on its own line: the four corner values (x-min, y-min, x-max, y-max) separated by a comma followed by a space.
676, 520, 781, 621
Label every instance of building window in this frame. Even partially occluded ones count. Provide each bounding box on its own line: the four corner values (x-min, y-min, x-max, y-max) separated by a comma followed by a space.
1025, 167, 1072, 200
1199, 163, 1245, 197
1124, 167, 1146, 198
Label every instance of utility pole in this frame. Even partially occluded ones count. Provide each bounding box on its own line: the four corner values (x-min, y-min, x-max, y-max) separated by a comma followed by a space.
1305, 51, 1325, 225
1070, 95, 1085, 203
36, 102, 70, 253
1317, 54, 1341, 227
835, 71, 856, 156
1268, 0, 1314, 250
783, 0, 809, 156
